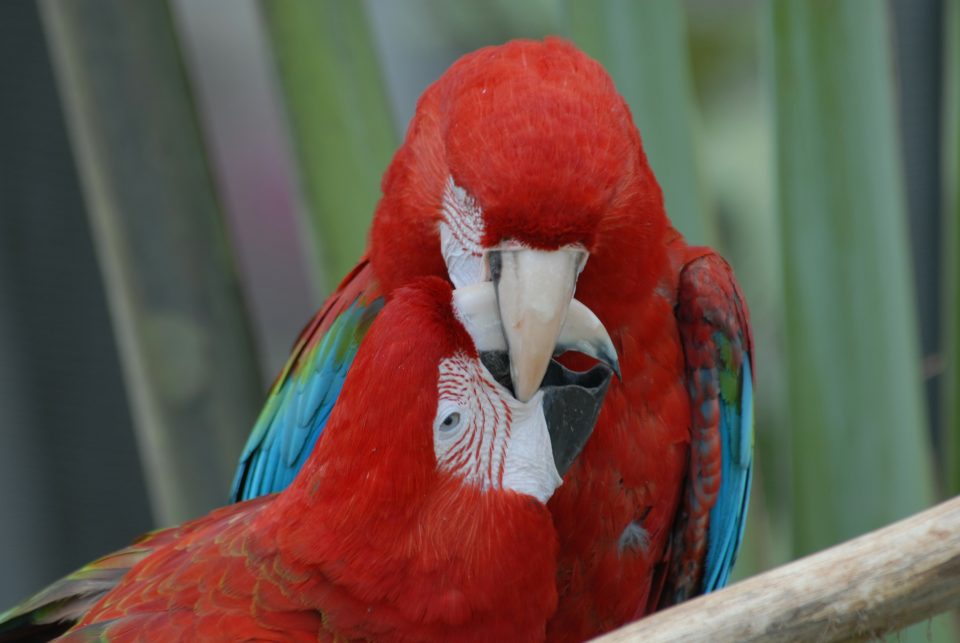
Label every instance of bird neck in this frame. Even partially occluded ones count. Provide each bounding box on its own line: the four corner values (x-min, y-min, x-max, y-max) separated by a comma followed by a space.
265, 473, 559, 640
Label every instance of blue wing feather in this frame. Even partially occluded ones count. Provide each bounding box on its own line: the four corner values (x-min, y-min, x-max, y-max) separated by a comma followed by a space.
703, 357, 753, 592
230, 298, 382, 501
662, 250, 754, 607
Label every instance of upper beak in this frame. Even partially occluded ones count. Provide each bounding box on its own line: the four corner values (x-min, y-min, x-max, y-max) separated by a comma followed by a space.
452, 278, 619, 392
489, 248, 619, 401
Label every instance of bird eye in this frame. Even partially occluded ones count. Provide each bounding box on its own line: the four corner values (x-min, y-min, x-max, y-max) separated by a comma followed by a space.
440, 412, 461, 431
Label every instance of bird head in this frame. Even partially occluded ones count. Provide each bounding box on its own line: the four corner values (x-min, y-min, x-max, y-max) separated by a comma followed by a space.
371, 38, 666, 401
277, 277, 614, 637
304, 277, 613, 506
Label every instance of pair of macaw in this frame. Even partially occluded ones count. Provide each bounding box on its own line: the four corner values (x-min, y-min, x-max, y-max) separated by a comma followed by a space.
0, 37, 753, 642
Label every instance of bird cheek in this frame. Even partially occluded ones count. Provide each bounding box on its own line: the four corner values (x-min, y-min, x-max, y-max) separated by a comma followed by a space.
502, 402, 563, 503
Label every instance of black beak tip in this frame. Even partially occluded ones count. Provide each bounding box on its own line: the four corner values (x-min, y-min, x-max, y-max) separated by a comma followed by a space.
541, 361, 613, 477
478, 351, 613, 477
479, 351, 514, 392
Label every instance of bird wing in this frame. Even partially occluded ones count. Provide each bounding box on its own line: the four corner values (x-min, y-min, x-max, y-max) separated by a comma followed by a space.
230, 257, 384, 501
661, 249, 754, 606
0, 540, 159, 642
0, 497, 280, 642
0, 259, 384, 639
0, 497, 268, 642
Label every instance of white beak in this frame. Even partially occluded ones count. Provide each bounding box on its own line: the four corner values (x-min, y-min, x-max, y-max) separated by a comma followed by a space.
494, 248, 604, 401
452, 261, 619, 400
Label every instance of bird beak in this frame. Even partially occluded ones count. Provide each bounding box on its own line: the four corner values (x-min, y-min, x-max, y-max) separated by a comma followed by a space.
539, 360, 612, 476
480, 352, 613, 477
487, 248, 618, 401
453, 279, 620, 390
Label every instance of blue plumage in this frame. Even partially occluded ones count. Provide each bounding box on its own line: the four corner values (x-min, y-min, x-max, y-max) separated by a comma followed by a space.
662, 252, 755, 607
703, 354, 753, 592
230, 302, 378, 501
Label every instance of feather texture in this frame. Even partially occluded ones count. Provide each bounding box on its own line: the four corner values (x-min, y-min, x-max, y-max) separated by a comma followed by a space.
2, 281, 561, 642
231, 258, 383, 501
661, 250, 754, 605
220, 39, 756, 640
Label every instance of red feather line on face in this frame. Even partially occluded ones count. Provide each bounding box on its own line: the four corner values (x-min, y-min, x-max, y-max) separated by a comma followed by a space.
369, 38, 668, 295
4, 278, 561, 642
441, 178, 484, 257
434, 354, 513, 490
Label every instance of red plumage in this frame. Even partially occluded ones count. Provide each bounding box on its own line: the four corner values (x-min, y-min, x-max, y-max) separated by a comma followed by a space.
213, 37, 750, 641
1, 37, 753, 643
366, 39, 664, 639
57, 280, 560, 642
364, 39, 752, 640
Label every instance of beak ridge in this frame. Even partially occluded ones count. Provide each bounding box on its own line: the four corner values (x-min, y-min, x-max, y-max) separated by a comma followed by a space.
453, 250, 619, 397
491, 248, 579, 401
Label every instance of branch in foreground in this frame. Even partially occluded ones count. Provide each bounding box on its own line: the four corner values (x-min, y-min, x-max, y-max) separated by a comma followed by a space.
594, 496, 960, 642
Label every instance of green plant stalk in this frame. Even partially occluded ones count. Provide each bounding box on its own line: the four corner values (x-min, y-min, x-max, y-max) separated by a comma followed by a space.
944, 0, 960, 496
39, 0, 263, 525
770, 4, 948, 635
564, 0, 710, 244
770, 0, 937, 555
260, 0, 397, 290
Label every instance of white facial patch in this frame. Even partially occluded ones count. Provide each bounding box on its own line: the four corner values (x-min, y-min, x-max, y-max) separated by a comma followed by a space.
433, 354, 562, 503
439, 177, 485, 288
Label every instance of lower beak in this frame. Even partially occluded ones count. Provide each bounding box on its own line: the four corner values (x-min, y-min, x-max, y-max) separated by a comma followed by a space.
479, 353, 613, 477
540, 360, 613, 476
490, 248, 613, 401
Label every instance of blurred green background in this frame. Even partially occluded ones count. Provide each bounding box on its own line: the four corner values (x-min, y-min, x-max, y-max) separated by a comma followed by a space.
0, 0, 956, 637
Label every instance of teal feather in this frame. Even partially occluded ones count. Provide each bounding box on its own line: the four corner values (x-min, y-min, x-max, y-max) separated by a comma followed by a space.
230, 298, 382, 501
663, 251, 754, 607
703, 352, 753, 592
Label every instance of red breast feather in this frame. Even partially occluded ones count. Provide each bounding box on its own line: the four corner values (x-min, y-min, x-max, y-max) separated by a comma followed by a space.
65, 280, 562, 642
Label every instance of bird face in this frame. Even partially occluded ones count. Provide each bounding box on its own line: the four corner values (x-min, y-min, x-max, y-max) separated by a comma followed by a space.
373, 39, 658, 403
439, 176, 598, 401
441, 282, 614, 502
434, 39, 644, 401
432, 352, 560, 502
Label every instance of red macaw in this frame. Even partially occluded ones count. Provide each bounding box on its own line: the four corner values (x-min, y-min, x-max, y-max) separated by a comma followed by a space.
231, 38, 754, 640
0, 278, 616, 642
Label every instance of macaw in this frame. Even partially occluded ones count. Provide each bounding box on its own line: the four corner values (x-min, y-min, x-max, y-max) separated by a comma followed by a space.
0, 278, 617, 642
231, 37, 754, 640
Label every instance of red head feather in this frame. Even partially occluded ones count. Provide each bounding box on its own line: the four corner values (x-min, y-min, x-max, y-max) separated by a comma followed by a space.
370, 37, 669, 301
279, 277, 475, 507
265, 277, 559, 641
58, 279, 560, 641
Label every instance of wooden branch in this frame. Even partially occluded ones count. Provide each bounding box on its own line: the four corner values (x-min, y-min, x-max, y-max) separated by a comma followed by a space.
593, 496, 960, 642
